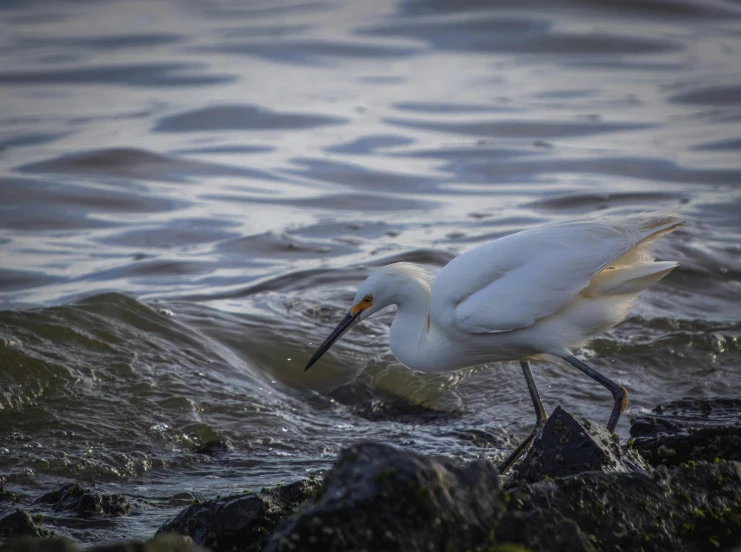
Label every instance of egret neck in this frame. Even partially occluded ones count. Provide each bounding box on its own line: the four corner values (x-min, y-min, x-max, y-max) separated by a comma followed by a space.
387, 269, 434, 371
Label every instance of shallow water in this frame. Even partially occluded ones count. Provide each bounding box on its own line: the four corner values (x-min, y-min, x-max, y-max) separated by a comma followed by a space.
1, 0, 740, 543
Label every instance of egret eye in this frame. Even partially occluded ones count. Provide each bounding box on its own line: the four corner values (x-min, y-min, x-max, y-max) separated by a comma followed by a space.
363, 295, 372, 304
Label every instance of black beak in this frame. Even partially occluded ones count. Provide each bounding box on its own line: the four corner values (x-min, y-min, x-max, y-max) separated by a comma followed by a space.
304, 311, 361, 372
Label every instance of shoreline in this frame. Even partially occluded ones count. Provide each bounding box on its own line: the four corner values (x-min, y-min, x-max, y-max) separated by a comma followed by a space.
2, 397, 740, 552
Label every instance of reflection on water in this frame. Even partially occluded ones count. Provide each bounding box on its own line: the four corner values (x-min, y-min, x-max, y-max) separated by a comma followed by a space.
0, 0, 740, 544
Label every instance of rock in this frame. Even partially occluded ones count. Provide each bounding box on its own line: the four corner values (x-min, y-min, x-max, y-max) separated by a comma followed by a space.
8, 399, 739, 552
494, 507, 596, 552
0, 538, 77, 552
512, 406, 648, 483
503, 460, 741, 552
266, 441, 502, 552
36, 484, 132, 518
94, 535, 208, 552
0, 535, 207, 552
329, 384, 456, 424
194, 440, 232, 456
449, 427, 512, 450
0, 509, 55, 539
265, 404, 741, 552
631, 397, 741, 466
156, 479, 319, 552
0, 487, 19, 504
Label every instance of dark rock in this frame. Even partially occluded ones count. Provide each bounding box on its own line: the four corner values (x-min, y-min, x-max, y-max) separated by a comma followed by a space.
8, 399, 738, 552
631, 397, 741, 466
266, 441, 502, 552
265, 403, 741, 552
348, 396, 454, 423
0, 488, 19, 504
36, 484, 132, 518
449, 427, 512, 449
0, 538, 77, 552
93, 535, 209, 552
194, 440, 232, 456
0, 535, 207, 552
156, 479, 319, 552
0, 509, 55, 539
494, 507, 596, 552
504, 460, 741, 552
513, 406, 648, 483
329, 383, 457, 423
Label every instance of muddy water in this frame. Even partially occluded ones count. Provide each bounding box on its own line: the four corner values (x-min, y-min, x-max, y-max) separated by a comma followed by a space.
0, 0, 740, 543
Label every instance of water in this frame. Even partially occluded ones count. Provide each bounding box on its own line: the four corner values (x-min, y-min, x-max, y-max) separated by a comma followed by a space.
1, 0, 740, 543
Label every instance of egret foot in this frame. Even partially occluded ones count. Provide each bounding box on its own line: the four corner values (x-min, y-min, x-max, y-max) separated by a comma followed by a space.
564, 355, 627, 433
498, 422, 545, 474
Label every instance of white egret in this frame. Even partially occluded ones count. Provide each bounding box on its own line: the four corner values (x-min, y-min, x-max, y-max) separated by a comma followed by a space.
304, 215, 682, 471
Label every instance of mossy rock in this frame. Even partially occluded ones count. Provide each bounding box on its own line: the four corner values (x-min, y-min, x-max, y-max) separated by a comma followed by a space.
0, 510, 56, 539
0, 536, 207, 552
266, 441, 503, 552
35, 484, 132, 518
156, 479, 319, 552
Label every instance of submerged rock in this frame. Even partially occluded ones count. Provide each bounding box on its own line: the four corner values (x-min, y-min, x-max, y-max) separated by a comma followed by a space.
0, 509, 55, 539
0, 488, 19, 505
513, 406, 649, 483
631, 397, 741, 466
194, 440, 233, 457
266, 441, 502, 552
36, 484, 132, 518
156, 479, 319, 552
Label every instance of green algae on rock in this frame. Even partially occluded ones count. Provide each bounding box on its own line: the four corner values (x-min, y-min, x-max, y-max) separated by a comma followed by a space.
266, 442, 502, 552
631, 397, 741, 467
0, 510, 56, 540
265, 404, 741, 552
502, 461, 741, 551
512, 406, 648, 484
35, 484, 132, 518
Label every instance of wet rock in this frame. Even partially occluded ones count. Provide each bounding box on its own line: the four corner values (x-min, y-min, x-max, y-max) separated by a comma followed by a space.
0, 538, 76, 552
503, 460, 741, 552
266, 441, 502, 552
194, 440, 232, 456
512, 406, 648, 483
0, 509, 55, 539
0, 487, 19, 504
36, 484, 132, 518
95, 535, 209, 552
156, 479, 319, 552
494, 507, 595, 552
349, 398, 451, 423
449, 427, 512, 449
631, 397, 741, 466
0, 535, 207, 552
264, 403, 741, 552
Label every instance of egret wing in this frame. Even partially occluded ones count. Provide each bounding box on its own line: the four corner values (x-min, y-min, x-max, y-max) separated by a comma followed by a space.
430, 217, 678, 334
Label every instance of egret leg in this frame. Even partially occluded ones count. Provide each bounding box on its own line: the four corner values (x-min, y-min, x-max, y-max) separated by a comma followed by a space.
563, 355, 627, 433
497, 361, 547, 474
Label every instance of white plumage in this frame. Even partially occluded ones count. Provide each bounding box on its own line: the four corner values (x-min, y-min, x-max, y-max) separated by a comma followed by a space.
304, 214, 682, 470
434, 216, 678, 334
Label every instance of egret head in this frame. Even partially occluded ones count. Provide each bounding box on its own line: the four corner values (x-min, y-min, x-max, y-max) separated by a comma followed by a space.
304, 263, 432, 371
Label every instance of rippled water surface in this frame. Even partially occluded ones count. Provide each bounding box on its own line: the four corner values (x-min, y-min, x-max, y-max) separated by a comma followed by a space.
1, 0, 740, 543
